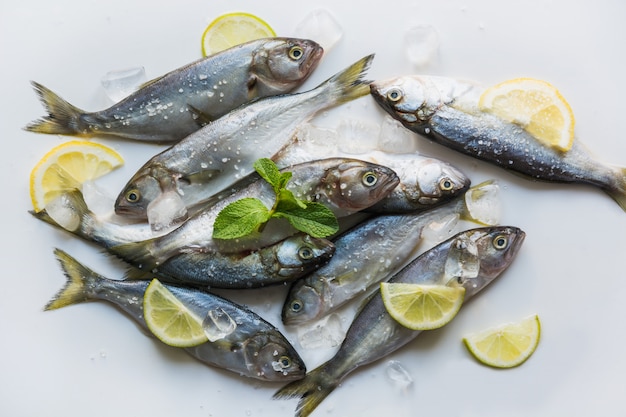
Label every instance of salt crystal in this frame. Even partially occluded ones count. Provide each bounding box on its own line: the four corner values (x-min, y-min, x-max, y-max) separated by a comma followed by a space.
101, 67, 147, 103
404, 25, 440, 68
146, 191, 187, 233
293, 9, 343, 52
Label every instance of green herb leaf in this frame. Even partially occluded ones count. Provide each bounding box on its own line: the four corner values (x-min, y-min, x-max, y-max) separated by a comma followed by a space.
212, 198, 270, 239
277, 188, 307, 210
254, 158, 283, 193
274, 201, 339, 238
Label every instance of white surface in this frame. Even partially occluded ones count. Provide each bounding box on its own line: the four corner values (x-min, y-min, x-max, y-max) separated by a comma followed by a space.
2, 1, 626, 416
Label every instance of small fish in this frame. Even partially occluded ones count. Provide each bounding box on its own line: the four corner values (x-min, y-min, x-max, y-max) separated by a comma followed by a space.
47, 249, 306, 381
32, 190, 335, 289
370, 76, 626, 212
281, 181, 495, 326
25, 38, 323, 143
115, 55, 375, 221
274, 226, 525, 417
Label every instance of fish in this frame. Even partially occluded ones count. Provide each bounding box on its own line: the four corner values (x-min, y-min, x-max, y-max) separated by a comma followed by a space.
114, 54, 375, 221
281, 180, 496, 326
370, 75, 626, 212
47, 249, 306, 381
274, 226, 525, 417
25, 38, 324, 143
32, 190, 336, 289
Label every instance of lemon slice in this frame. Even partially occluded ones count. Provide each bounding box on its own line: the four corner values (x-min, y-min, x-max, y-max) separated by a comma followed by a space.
29, 140, 124, 212
143, 279, 209, 348
463, 314, 541, 368
478, 78, 575, 152
380, 282, 465, 330
201, 12, 276, 56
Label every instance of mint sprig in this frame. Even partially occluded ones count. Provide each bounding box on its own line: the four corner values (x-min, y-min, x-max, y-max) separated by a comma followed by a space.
212, 159, 339, 240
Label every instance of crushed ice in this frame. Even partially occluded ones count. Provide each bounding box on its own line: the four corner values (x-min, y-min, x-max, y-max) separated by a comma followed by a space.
101, 66, 147, 103
297, 313, 343, 349
146, 190, 187, 233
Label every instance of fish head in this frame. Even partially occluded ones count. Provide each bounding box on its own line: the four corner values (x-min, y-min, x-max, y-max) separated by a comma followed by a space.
274, 234, 335, 279
317, 159, 400, 215
282, 279, 324, 326
243, 332, 306, 381
446, 226, 525, 298
251, 38, 324, 95
114, 173, 163, 219
370, 76, 438, 128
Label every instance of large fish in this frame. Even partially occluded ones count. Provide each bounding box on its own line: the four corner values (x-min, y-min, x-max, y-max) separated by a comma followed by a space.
370, 76, 626, 212
115, 55, 375, 221
274, 226, 525, 417
47, 249, 306, 382
25, 38, 323, 143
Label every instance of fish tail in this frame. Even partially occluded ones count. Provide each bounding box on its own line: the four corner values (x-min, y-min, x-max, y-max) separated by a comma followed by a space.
273, 364, 339, 417
45, 248, 102, 310
605, 167, 626, 212
319, 54, 375, 106
25, 81, 89, 136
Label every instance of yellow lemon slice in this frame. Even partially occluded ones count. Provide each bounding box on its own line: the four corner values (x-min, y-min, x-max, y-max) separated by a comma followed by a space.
380, 282, 465, 330
478, 78, 575, 152
29, 140, 124, 212
463, 314, 541, 368
201, 12, 276, 57
143, 279, 209, 348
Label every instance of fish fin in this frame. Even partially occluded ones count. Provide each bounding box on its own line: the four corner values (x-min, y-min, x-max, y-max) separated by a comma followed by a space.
110, 239, 160, 273
182, 168, 222, 184
318, 54, 375, 105
187, 104, 214, 126
605, 167, 626, 212
24, 81, 88, 135
46, 248, 101, 310
124, 266, 154, 281
136, 74, 166, 91
273, 364, 339, 417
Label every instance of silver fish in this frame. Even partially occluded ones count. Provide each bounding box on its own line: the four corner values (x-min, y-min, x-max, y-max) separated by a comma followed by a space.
115, 55, 375, 221
281, 180, 496, 326
32, 191, 335, 289
48, 249, 306, 381
25, 38, 323, 143
274, 226, 525, 417
370, 75, 626, 212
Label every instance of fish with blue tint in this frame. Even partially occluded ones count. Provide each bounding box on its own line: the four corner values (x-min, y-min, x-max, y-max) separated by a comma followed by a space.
47, 249, 306, 381
25, 38, 323, 143
370, 76, 626, 212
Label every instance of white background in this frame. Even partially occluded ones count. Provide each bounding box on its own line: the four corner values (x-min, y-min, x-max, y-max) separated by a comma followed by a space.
2, 1, 626, 416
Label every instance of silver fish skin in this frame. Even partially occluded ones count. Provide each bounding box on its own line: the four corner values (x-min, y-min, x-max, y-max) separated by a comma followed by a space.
31, 191, 336, 289
47, 249, 306, 382
112, 158, 398, 273
282, 187, 482, 326
25, 38, 323, 143
370, 75, 626, 212
115, 55, 375, 221
274, 226, 525, 417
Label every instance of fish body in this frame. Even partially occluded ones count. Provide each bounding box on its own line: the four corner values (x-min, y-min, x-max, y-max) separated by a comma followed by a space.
48, 249, 306, 381
275, 226, 525, 417
26, 38, 323, 143
115, 55, 375, 220
370, 76, 626, 211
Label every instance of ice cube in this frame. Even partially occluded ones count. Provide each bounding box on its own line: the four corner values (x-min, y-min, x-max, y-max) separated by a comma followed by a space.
404, 25, 440, 68
203, 307, 237, 342
336, 119, 380, 154
386, 360, 413, 389
420, 213, 460, 244
101, 67, 147, 103
146, 190, 187, 233
445, 234, 480, 281
293, 9, 343, 52
464, 180, 501, 226
45, 193, 81, 232
82, 180, 114, 217
297, 314, 344, 349
378, 116, 420, 153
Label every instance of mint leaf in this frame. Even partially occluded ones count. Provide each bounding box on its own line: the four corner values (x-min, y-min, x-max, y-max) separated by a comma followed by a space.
274, 201, 339, 238
254, 158, 283, 193
212, 198, 270, 239
277, 188, 307, 210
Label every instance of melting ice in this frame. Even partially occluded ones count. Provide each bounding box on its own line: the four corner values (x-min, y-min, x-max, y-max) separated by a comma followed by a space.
101, 67, 147, 103
203, 307, 237, 342
297, 314, 343, 349
293, 9, 343, 52
146, 190, 187, 233
404, 25, 440, 68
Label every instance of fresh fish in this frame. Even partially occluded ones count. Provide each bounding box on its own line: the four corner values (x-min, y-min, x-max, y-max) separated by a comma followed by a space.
370, 75, 626, 212
32, 190, 335, 289
281, 180, 497, 326
115, 55, 375, 221
47, 249, 306, 381
25, 38, 323, 143
274, 226, 525, 417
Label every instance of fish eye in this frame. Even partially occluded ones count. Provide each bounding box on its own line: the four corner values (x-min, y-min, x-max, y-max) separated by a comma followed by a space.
493, 235, 508, 250
362, 171, 378, 187
298, 246, 313, 260
387, 88, 403, 102
125, 189, 141, 203
289, 46, 304, 60
279, 356, 292, 369
439, 178, 454, 191
290, 300, 303, 313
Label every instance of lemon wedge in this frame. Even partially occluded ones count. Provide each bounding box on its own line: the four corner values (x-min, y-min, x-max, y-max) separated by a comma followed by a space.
143, 279, 209, 348
463, 314, 541, 368
478, 78, 575, 152
29, 140, 124, 212
201, 12, 276, 57
380, 282, 465, 331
